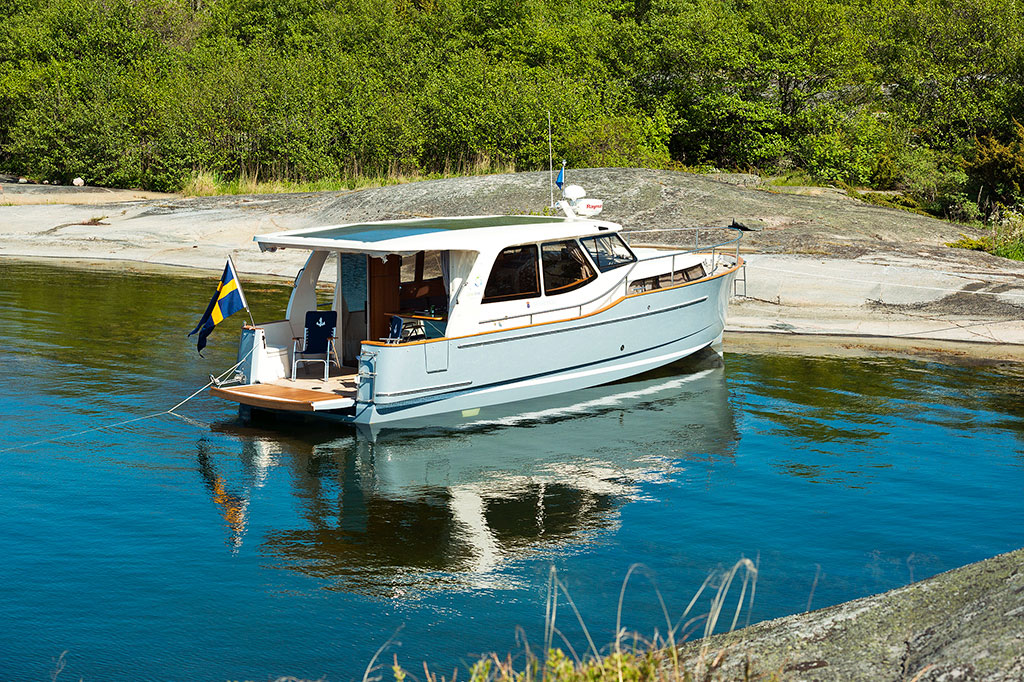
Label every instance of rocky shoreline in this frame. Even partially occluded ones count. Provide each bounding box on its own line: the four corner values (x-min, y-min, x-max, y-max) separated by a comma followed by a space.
4, 168, 1024, 363
677, 548, 1024, 681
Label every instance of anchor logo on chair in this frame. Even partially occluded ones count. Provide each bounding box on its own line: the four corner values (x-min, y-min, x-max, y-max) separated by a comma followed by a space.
316, 317, 326, 327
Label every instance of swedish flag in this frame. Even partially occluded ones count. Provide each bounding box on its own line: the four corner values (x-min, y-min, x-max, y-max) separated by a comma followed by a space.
189, 257, 249, 354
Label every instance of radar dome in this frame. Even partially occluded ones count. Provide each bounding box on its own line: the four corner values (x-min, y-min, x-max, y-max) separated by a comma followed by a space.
563, 184, 586, 201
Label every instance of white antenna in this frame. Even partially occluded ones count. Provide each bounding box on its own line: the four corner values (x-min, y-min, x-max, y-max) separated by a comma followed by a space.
548, 111, 554, 207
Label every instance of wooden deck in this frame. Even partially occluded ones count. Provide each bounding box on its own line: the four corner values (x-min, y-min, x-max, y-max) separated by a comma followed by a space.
211, 370, 358, 412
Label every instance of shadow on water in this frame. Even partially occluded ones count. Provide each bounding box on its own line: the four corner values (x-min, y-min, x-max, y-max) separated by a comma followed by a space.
201, 350, 738, 595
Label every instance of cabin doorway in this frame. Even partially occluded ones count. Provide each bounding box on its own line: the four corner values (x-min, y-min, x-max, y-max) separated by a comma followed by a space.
368, 254, 401, 341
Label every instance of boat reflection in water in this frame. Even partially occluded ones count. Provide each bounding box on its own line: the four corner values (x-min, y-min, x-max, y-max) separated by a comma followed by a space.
202, 348, 737, 595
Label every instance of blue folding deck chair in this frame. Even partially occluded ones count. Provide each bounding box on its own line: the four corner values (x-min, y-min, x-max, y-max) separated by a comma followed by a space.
384, 315, 404, 343
292, 310, 340, 381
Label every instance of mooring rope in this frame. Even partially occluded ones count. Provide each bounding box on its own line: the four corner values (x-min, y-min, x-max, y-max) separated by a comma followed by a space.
0, 347, 255, 455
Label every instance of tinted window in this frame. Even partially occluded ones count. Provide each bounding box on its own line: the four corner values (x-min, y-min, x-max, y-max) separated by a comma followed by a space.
541, 240, 597, 296
683, 263, 706, 281
483, 245, 540, 303
580, 234, 636, 272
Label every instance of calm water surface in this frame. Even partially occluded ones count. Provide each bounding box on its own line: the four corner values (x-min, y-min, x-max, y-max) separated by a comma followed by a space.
1, 261, 1022, 680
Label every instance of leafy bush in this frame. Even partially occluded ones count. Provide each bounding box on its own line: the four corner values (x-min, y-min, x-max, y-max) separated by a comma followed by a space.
564, 111, 672, 168
965, 120, 1024, 211
947, 205, 1024, 260
794, 107, 886, 186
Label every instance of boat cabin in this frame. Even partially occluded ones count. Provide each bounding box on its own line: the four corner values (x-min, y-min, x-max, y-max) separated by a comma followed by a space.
213, 214, 721, 416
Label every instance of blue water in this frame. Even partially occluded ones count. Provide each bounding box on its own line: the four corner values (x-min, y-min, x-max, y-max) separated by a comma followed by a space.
1, 261, 1022, 680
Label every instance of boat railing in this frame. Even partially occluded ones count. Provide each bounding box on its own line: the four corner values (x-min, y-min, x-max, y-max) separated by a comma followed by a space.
628, 225, 744, 272
479, 226, 742, 327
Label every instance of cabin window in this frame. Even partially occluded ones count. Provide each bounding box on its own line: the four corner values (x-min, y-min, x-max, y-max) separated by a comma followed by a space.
629, 262, 708, 294
399, 250, 447, 315
580, 234, 636, 272
683, 263, 706, 281
483, 245, 540, 303
541, 240, 597, 296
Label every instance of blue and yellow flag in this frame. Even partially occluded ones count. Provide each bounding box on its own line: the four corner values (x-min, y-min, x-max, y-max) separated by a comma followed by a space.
189, 257, 249, 354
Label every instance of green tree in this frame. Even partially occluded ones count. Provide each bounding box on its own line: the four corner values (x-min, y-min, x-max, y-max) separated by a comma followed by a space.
965, 120, 1024, 209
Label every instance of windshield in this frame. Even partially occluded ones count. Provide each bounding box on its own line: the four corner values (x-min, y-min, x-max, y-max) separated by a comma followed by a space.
580, 234, 636, 272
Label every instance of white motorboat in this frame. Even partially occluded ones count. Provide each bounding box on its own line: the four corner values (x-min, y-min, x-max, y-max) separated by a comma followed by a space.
211, 193, 744, 425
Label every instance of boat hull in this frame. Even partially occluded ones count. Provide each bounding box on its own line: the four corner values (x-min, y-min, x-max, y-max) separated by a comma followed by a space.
350, 262, 738, 425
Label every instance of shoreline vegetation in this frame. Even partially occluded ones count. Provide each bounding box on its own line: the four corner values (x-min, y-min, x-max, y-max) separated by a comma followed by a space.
381, 559, 764, 682
3, 0, 1024, 257
179, 158, 519, 197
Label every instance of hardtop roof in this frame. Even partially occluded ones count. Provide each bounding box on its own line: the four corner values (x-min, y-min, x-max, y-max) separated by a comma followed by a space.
254, 214, 622, 255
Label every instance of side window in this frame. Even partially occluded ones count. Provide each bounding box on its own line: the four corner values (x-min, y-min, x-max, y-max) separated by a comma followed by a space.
482, 245, 540, 303
683, 263, 706, 281
541, 240, 597, 296
580, 234, 636, 272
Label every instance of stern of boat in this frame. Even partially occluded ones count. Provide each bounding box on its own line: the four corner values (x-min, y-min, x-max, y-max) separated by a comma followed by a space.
211, 323, 360, 416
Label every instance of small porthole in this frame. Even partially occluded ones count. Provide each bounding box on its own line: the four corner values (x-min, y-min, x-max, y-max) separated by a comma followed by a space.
620, 344, 625, 351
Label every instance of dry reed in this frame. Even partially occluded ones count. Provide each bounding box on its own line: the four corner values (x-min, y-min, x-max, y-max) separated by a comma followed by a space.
367, 558, 762, 682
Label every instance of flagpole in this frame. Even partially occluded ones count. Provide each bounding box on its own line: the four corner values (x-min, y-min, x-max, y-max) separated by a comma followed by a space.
548, 111, 554, 208
228, 254, 256, 327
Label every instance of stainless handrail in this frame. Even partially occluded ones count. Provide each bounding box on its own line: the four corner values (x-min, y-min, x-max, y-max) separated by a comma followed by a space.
479, 226, 743, 327
629, 226, 743, 263
629, 226, 743, 283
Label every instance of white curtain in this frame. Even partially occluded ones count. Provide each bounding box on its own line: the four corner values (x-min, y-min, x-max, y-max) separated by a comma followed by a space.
446, 250, 478, 311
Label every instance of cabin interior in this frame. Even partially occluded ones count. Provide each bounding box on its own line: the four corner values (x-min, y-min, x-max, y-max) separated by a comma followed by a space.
266, 249, 453, 380
217, 248, 458, 412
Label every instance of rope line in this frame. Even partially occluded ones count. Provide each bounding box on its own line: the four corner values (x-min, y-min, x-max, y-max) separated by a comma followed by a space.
0, 348, 255, 455
736, 262, 1024, 342
892, 319, 1005, 340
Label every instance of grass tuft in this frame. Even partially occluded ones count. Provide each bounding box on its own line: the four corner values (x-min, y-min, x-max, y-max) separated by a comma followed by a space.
845, 188, 932, 217
767, 170, 824, 187
372, 558, 762, 682
948, 205, 1024, 261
